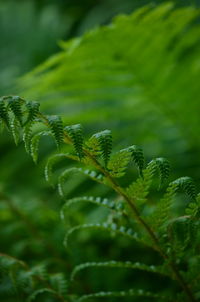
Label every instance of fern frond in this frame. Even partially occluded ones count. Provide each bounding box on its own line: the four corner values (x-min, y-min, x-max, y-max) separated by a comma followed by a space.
19, 3, 200, 156
60, 196, 125, 221
23, 124, 33, 153
185, 193, 200, 217
58, 167, 80, 197
85, 134, 102, 156
71, 260, 167, 281
26, 101, 40, 123
47, 115, 64, 148
76, 289, 168, 302
58, 168, 104, 198
0, 94, 198, 301
64, 124, 84, 159
0, 98, 10, 129
8, 96, 23, 125
148, 182, 178, 230
31, 264, 48, 281
0, 254, 27, 272
107, 148, 131, 178
45, 153, 79, 183
30, 130, 52, 163
81, 169, 104, 183
22, 101, 40, 152
27, 288, 58, 302
126, 165, 154, 205
92, 130, 112, 166
171, 176, 196, 200
126, 145, 144, 176
64, 223, 140, 248
147, 157, 170, 188
10, 118, 20, 145
0, 254, 31, 296
168, 216, 197, 253
49, 273, 68, 298
107, 145, 144, 178
150, 178, 196, 231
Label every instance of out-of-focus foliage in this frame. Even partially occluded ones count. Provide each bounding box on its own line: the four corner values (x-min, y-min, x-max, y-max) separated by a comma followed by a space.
0, 0, 67, 95
19, 3, 200, 181
1, 0, 200, 94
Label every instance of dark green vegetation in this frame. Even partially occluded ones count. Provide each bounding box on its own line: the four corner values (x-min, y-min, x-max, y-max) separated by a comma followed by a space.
0, 95, 200, 301
0, 1, 200, 302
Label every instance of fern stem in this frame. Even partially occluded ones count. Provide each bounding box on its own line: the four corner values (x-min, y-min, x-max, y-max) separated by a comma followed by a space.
83, 150, 196, 302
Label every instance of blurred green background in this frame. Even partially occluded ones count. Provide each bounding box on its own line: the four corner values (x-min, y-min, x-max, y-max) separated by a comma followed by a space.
0, 0, 200, 300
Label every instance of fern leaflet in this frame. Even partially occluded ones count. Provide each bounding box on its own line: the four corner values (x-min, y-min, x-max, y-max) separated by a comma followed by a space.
58, 168, 104, 198
92, 130, 112, 166
47, 115, 64, 148
30, 130, 52, 163
64, 223, 141, 248
0, 98, 10, 129
64, 124, 84, 159
107, 149, 131, 178
76, 289, 168, 302
171, 176, 196, 200
60, 196, 125, 221
71, 260, 168, 281
45, 153, 79, 183
8, 96, 23, 125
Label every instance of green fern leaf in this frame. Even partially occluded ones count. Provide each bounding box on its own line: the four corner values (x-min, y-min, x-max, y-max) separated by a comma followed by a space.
26, 101, 40, 123
60, 196, 124, 221
58, 168, 104, 198
30, 130, 52, 163
108, 145, 144, 178
8, 96, 23, 125
147, 157, 170, 188
58, 167, 80, 197
76, 289, 168, 302
126, 165, 154, 206
23, 124, 33, 153
64, 124, 84, 159
19, 4, 200, 155
0, 254, 31, 295
171, 176, 196, 200
168, 216, 197, 253
185, 193, 200, 217
0, 98, 10, 129
47, 115, 64, 148
85, 134, 102, 156
44, 153, 79, 183
107, 149, 131, 178
71, 260, 167, 281
148, 182, 178, 230
82, 169, 104, 183
126, 145, 144, 176
10, 118, 20, 145
22, 101, 40, 152
49, 273, 68, 298
64, 223, 140, 248
31, 264, 48, 281
149, 178, 196, 230
92, 130, 112, 166
27, 288, 58, 302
